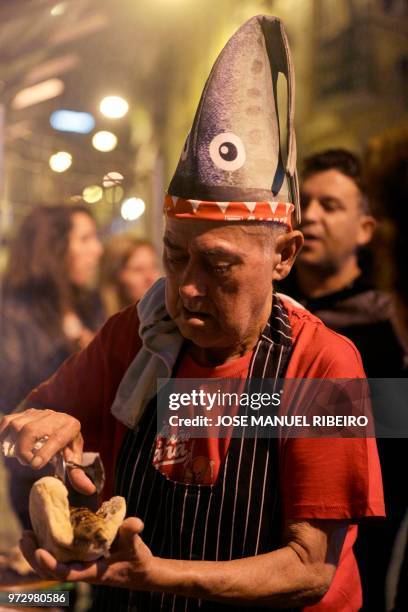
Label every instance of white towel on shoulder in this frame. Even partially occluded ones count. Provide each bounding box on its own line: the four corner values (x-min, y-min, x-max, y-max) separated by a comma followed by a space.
110, 278, 183, 429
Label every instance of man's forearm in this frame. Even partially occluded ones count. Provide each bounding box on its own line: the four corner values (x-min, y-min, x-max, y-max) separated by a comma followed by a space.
142, 546, 333, 608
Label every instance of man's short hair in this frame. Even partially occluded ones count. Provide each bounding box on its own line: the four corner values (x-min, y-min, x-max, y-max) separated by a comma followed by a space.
302, 149, 369, 211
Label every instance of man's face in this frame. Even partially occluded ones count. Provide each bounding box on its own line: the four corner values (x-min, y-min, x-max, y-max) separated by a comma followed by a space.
298, 169, 372, 271
163, 218, 278, 351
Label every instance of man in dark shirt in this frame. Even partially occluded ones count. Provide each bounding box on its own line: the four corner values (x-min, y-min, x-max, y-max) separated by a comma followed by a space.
279, 148, 406, 611
279, 148, 406, 377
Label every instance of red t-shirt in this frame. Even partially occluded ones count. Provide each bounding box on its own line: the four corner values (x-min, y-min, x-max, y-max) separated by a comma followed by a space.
26, 299, 385, 611
153, 351, 252, 484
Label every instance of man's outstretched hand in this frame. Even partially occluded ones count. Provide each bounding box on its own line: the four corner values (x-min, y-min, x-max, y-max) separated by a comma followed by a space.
20, 518, 155, 590
0, 408, 95, 495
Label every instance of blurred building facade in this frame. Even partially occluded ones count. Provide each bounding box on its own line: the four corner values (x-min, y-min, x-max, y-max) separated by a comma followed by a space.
293, 0, 407, 154
0, 0, 407, 255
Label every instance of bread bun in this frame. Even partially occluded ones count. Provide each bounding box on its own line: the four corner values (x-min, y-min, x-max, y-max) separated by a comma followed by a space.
29, 477, 126, 563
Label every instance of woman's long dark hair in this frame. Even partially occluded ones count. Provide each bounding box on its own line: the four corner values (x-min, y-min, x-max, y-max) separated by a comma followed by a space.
2, 204, 96, 332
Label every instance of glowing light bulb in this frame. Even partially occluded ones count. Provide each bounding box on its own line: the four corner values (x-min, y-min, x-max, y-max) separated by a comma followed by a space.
50, 109, 95, 134
51, 2, 68, 17
12, 79, 64, 110
120, 197, 145, 221
49, 151, 72, 172
103, 171, 124, 188
82, 185, 103, 203
92, 130, 118, 152
99, 96, 129, 119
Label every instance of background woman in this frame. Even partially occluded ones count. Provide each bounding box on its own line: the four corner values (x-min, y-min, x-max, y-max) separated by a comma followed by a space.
100, 235, 160, 316
0, 204, 103, 540
0, 204, 104, 414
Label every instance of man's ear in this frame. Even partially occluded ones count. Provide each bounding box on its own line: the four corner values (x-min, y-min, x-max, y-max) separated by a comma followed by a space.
357, 215, 376, 247
273, 230, 304, 281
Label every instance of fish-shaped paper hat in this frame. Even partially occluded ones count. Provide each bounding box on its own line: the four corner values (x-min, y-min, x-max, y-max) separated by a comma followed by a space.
165, 15, 300, 227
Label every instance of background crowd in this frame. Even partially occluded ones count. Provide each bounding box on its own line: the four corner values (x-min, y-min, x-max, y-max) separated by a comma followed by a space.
1, 133, 406, 611
0, 1, 407, 611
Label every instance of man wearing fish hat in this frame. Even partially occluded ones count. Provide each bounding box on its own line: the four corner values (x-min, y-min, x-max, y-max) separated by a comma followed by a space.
0, 15, 384, 612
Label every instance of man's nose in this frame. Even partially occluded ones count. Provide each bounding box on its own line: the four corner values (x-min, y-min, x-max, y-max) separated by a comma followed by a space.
179, 265, 207, 300
179, 282, 207, 300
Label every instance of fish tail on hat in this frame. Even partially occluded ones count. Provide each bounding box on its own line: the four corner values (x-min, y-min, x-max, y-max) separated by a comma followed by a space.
259, 16, 300, 223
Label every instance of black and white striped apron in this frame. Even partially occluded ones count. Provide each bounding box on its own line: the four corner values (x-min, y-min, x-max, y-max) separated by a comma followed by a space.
92, 296, 297, 612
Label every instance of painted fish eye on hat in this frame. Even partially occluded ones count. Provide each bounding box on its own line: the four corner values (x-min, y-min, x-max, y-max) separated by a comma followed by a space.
165, 15, 300, 227
209, 132, 246, 171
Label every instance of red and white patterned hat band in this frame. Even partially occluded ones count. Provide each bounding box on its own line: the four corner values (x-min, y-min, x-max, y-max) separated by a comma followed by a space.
164, 195, 294, 228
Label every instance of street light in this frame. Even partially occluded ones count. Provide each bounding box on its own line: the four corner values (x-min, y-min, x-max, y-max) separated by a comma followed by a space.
82, 185, 103, 203
92, 130, 117, 152
103, 171, 124, 187
49, 151, 72, 172
50, 2, 68, 17
121, 197, 145, 221
50, 109, 95, 134
99, 95, 129, 119
12, 79, 64, 110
